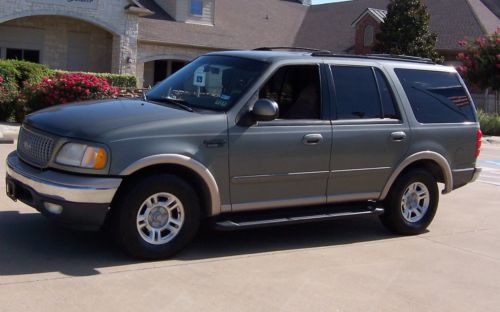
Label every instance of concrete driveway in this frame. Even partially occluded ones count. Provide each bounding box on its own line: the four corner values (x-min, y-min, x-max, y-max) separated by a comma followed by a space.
0, 142, 499, 312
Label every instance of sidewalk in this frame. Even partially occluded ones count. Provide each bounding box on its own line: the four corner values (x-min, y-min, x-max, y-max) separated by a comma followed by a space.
0, 123, 20, 144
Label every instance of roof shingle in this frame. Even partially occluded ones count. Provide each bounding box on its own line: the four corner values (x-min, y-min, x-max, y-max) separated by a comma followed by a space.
138, 0, 492, 53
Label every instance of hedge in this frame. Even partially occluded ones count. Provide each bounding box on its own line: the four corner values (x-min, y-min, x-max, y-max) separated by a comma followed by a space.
478, 111, 500, 136
52, 70, 137, 89
0, 59, 138, 122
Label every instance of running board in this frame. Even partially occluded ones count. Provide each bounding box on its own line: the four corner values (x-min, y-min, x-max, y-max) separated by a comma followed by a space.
213, 206, 384, 230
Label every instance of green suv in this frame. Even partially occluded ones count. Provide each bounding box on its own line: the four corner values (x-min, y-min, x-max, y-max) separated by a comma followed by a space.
6, 49, 482, 259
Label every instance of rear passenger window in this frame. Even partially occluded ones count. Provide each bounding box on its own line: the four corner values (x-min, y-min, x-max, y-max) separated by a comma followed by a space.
395, 69, 476, 123
331, 66, 381, 119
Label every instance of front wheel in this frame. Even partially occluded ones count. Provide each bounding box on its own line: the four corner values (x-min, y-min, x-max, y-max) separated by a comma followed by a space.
112, 174, 201, 260
380, 169, 439, 235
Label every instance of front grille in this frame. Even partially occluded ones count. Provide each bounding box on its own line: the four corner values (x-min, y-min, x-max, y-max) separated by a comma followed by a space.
17, 126, 54, 168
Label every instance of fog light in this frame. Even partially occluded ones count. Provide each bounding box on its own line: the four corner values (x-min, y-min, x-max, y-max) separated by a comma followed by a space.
44, 202, 63, 215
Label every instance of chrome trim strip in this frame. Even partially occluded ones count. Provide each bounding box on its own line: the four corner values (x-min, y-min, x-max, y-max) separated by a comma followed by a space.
232, 196, 326, 212
6, 152, 121, 204
120, 154, 221, 216
327, 192, 379, 203
331, 167, 391, 174
232, 171, 330, 184
452, 168, 475, 173
379, 151, 453, 200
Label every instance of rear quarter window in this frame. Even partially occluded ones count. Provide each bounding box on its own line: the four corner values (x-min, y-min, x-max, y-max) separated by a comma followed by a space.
395, 69, 476, 123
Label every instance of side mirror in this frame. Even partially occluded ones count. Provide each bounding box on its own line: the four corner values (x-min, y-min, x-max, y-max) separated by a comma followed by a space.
251, 99, 279, 122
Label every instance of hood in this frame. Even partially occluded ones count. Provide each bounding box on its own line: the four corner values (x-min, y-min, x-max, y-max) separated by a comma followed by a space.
25, 99, 207, 141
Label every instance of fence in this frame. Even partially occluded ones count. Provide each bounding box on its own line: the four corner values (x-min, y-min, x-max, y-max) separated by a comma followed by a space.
472, 91, 499, 115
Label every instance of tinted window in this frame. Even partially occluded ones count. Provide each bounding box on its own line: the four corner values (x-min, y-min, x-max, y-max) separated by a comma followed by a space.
260, 65, 321, 119
396, 69, 475, 123
375, 68, 399, 119
331, 66, 381, 119
23, 50, 40, 63
6, 48, 22, 60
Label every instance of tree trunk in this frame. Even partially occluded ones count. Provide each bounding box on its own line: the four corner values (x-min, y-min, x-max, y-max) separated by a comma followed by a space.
485, 88, 489, 113
496, 90, 499, 116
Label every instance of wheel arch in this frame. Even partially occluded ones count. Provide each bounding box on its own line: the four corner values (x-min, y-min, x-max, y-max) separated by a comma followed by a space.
379, 151, 453, 200
117, 154, 221, 217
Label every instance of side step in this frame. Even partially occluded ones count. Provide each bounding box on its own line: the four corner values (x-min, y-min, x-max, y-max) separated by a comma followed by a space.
212, 205, 384, 231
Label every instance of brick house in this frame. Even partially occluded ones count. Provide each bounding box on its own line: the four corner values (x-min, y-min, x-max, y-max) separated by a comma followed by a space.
0, 0, 498, 86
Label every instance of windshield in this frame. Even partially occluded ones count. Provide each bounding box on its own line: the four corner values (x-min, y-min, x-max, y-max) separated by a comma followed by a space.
146, 55, 268, 111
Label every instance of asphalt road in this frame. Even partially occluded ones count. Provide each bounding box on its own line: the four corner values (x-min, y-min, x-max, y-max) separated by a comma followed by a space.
0, 143, 499, 312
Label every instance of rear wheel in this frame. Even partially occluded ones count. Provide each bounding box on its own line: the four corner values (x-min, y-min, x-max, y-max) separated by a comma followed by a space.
112, 174, 200, 260
380, 169, 439, 235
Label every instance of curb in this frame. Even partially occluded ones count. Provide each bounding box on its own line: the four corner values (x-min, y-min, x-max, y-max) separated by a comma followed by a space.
0, 123, 20, 144
482, 136, 500, 145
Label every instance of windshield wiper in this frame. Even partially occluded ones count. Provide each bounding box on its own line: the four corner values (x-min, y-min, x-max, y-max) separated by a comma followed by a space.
147, 97, 194, 112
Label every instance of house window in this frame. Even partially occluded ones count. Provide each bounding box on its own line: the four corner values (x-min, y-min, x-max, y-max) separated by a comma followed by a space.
5, 48, 40, 63
364, 25, 374, 47
190, 0, 203, 16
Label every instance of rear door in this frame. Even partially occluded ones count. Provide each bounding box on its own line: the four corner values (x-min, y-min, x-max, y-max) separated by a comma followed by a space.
326, 64, 410, 202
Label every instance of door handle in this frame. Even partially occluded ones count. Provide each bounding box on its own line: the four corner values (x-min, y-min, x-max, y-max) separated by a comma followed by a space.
391, 131, 407, 141
303, 134, 323, 145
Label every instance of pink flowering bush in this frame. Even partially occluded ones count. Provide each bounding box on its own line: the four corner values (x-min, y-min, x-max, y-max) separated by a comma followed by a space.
456, 28, 500, 91
24, 72, 119, 112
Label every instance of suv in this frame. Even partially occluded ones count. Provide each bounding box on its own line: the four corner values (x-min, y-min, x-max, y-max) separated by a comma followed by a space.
6, 49, 482, 259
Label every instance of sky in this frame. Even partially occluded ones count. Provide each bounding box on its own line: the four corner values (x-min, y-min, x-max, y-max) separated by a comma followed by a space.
311, 0, 352, 4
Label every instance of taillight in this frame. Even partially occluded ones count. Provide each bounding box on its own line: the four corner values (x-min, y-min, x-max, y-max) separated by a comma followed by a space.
475, 129, 482, 158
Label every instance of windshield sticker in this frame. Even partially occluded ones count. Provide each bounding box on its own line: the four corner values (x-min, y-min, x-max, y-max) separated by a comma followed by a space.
193, 72, 206, 87
220, 94, 231, 101
214, 99, 228, 107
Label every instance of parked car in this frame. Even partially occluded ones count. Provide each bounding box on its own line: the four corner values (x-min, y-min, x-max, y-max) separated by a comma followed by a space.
6, 49, 482, 259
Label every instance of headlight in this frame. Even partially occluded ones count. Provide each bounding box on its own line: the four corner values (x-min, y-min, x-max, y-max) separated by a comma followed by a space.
56, 143, 108, 170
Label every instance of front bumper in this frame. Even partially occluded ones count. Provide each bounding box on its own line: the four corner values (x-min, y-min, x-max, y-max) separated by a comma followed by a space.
6, 152, 122, 230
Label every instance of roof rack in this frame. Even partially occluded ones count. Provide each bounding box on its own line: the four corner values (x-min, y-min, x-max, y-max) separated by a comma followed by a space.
310, 52, 435, 64
253, 47, 332, 54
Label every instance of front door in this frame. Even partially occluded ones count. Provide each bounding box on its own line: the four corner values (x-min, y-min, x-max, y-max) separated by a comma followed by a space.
229, 64, 332, 211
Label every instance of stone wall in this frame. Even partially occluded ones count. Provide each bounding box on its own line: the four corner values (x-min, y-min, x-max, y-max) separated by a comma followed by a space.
1, 16, 112, 72
0, 0, 139, 75
136, 42, 216, 86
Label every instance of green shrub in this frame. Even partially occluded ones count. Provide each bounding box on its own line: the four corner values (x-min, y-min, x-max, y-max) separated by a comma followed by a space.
0, 60, 20, 85
0, 60, 138, 121
0, 59, 52, 87
478, 111, 500, 136
95, 73, 137, 88
0, 74, 20, 121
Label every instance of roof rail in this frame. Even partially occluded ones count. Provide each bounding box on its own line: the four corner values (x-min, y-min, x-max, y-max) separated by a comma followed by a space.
254, 47, 331, 54
367, 54, 434, 64
310, 52, 435, 64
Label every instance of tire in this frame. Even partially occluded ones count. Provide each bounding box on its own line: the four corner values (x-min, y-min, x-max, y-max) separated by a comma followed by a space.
112, 174, 201, 260
380, 169, 439, 235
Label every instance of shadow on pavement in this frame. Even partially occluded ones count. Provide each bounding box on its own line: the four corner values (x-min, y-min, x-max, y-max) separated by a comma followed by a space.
0, 210, 396, 277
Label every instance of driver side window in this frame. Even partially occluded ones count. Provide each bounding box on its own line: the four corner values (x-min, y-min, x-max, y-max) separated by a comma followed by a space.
259, 65, 321, 119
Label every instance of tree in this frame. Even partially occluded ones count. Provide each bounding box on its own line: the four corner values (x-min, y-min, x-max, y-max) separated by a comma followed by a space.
373, 0, 443, 63
457, 28, 500, 114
